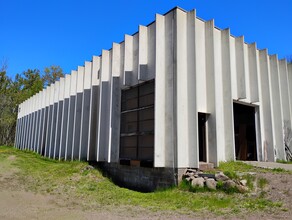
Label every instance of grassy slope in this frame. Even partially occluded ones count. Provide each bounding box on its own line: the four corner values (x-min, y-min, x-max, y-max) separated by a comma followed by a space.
0, 146, 287, 215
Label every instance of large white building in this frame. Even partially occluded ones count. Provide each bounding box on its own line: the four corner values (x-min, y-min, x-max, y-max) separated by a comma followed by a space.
15, 7, 292, 190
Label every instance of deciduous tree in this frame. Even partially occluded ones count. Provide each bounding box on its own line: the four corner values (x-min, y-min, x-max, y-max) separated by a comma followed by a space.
42, 65, 64, 87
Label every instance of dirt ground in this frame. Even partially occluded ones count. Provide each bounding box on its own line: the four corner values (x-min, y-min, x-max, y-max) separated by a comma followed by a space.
0, 155, 291, 219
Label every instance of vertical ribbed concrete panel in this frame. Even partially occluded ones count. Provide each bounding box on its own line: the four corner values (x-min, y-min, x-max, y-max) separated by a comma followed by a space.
17, 118, 21, 149
79, 62, 92, 160
40, 88, 48, 155
186, 10, 198, 166
37, 93, 42, 151
17, 103, 24, 149
54, 78, 65, 159
279, 60, 292, 152
205, 20, 217, 165
154, 11, 175, 167
26, 99, 30, 149
65, 70, 77, 160
19, 103, 24, 149
109, 43, 122, 162
16, 107, 21, 148
20, 103, 24, 149
154, 14, 166, 167
221, 29, 235, 161
43, 87, 50, 155
124, 35, 135, 86
15, 104, 21, 148
26, 99, 31, 149
108, 45, 117, 162
214, 27, 224, 162
119, 42, 125, 86
243, 43, 250, 102
22, 101, 26, 149
33, 92, 41, 152
72, 66, 84, 160
235, 36, 246, 99
19, 109, 24, 149
45, 84, 54, 157
28, 96, 34, 150
21, 101, 25, 149
176, 9, 188, 167
59, 74, 71, 160
230, 36, 237, 99
133, 34, 139, 85
22, 100, 26, 149
21, 102, 24, 149
97, 50, 111, 161
147, 23, 156, 80
33, 94, 39, 151
269, 55, 285, 160
14, 106, 19, 148
288, 64, 292, 128
138, 25, 148, 81
26, 99, 31, 150
49, 81, 59, 158
164, 11, 175, 168
34, 92, 41, 152
23, 100, 28, 150
21, 102, 25, 149
88, 56, 100, 161
258, 50, 274, 161
195, 18, 207, 112
29, 96, 34, 150
25, 98, 30, 150
248, 43, 259, 103
176, 9, 198, 167
15, 103, 22, 148
38, 89, 46, 154
255, 50, 263, 160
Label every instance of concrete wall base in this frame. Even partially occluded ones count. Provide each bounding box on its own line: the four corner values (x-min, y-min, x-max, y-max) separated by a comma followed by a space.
95, 162, 179, 192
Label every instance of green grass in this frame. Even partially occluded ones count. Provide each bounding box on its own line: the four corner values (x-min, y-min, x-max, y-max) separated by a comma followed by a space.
218, 161, 255, 173
0, 146, 287, 215
218, 161, 292, 174
276, 159, 292, 164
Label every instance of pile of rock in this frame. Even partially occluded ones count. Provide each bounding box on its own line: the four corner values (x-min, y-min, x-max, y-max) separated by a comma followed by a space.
182, 169, 248, 192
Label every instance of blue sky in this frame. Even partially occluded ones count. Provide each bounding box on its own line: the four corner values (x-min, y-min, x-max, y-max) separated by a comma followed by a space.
1, 0, 291, 78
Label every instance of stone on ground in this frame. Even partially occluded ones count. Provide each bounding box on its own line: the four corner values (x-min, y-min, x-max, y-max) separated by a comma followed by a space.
191, 177, 205, 188
206, 179, 217, 190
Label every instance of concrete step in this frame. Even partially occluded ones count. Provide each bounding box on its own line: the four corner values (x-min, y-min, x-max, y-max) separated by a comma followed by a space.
199, 162, 214, 171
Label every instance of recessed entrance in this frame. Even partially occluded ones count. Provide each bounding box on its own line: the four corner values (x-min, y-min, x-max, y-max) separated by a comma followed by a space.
198, 113, 207, 162
233, 103, 257, 161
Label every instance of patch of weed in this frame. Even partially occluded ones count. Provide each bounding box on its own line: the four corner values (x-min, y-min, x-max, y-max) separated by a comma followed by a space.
223, 170, 238, 179
243, 198, 282, 210
242, 174, 255, 190
272, 167, 285, 172
257, 177, 268, 189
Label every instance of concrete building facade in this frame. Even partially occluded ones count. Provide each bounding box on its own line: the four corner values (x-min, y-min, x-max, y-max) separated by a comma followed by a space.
15, 7, 292, 191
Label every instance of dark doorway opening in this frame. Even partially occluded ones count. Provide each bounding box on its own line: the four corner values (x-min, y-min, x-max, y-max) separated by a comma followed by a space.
233, 103, 257, 161
198, 113, 207, 162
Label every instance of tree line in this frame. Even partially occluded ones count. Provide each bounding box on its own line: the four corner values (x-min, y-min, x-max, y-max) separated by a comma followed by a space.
0, 62, 64, 145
